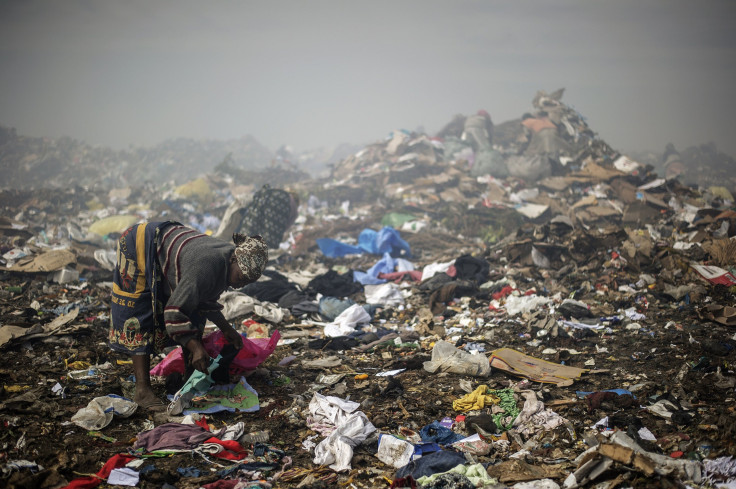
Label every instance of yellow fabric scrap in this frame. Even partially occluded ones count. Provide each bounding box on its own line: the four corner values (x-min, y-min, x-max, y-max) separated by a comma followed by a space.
452, 385, 499, 411
66, 360, 91, 370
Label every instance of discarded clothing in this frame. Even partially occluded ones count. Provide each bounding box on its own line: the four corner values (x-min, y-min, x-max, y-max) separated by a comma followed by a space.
417, 472, 475, 489
453, 254, 490, 284
183, 377, 260, 415
488, 388, 520, 431
64, 454, 135, 489
134, 422, 226, 452
420, 421, 465, 446
308, 269, 363, 297
308, 393, 375, 471
364, 282, 405, 307
395, 450, 467, 480
452, 385, 500, 412
418, 463, 497, 488
513, 391, 566, 437
323, 304, 372, 337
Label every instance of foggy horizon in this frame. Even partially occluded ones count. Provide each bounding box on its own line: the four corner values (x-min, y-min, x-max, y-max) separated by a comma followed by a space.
1, 0, 735, 158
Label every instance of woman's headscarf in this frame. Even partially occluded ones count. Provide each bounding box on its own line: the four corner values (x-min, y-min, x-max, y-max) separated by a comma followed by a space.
232, 233, 268, 283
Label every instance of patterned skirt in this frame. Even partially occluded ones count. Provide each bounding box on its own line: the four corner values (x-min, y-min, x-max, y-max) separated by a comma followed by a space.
108, 221, 175, 355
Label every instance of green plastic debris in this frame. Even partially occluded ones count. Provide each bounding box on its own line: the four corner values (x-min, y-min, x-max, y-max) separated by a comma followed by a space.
381, 213, 417, 229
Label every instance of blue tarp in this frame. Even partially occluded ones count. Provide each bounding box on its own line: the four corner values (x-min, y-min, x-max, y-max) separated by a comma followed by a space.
317, 227, 411, 258
353, 252, 397, 285
315, 238, 363, 258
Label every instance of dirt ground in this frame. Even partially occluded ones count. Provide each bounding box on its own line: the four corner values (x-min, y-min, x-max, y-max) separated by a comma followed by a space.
1, 223, 735, 489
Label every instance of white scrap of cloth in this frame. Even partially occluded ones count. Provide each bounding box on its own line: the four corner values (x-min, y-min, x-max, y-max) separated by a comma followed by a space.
218, 291, 285, 324
323, 304, 371, 337
107, 467, 139, 486
364, 282, 405, 307
195, 443, 224, 455
313, 411, 376, 472
421, 259, 455, 281
504, 294, 551, 316
513, 391, 566, 437
307, 393, 361, 428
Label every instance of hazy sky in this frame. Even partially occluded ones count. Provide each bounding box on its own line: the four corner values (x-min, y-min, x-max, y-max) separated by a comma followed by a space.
1, 0, 735, 157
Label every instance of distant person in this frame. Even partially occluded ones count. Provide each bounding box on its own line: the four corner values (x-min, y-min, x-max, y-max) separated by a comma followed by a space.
520, 111, 571, 156
521, 112, 556, 134
109, 221, 268, 411
462, 109, 494, 152
663, 143, 685, 181
435, 113, 467, 140
215, 184, 299, 249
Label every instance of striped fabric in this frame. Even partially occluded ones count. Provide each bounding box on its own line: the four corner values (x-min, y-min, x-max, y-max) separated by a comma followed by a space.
155, 224, 234, 345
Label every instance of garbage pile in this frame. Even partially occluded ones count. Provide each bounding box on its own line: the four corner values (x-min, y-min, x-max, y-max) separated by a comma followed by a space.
664, 142, 736, 193
0, 125, 276, 189
1, 89, 735, 489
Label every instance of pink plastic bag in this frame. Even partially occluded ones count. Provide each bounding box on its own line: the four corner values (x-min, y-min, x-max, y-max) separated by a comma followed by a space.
150, 330, 280, 377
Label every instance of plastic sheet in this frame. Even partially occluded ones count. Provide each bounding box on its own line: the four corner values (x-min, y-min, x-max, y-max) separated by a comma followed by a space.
71, 395, 137, 430
150, 330, 279, 377
423, 340, 491, 377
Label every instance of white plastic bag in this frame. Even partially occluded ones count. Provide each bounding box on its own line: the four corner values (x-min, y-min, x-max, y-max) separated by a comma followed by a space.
423, 341, 491, 377
71, 395, 137, 430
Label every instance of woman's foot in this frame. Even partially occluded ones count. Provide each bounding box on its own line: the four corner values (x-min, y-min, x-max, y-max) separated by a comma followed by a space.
134, 389, 166, 412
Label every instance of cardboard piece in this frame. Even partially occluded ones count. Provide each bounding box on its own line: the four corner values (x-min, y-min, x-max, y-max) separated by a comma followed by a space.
485, 458, 567, 483
622, 201, 661, 225
691, 263, 736, 286
489, 347, 587, 385
705, 304, 736, 326
538, 176, 572, 192
516, 203, 549, 219
7, 249, 76, 273
575, 161, 626, 181
0, 217, 33, 239
0, 308, 80, 348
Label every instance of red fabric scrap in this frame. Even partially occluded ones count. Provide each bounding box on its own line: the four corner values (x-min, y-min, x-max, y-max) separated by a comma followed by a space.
491, 286, 514, 300
203, 437, 248, 460
62, 453, 135, 489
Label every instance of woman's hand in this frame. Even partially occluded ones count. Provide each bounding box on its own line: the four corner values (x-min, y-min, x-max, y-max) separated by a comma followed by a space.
206, 311, 245, 351
221, 324, 244, 350
185, 339, 211, 373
